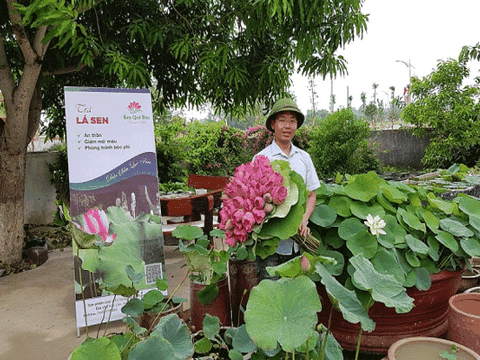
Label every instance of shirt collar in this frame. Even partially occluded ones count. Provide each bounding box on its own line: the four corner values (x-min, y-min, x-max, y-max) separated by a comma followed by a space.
272, 140, 299, 158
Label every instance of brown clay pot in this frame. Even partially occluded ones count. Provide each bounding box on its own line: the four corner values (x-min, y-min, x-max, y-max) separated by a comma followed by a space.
457, 268, 480, 293
448, 293, 480, 355
190, 276, 231, 330
387, 337, 479, 360
138, 302, 183, 330
228, 258, 260, 326
317, 269, 463, 355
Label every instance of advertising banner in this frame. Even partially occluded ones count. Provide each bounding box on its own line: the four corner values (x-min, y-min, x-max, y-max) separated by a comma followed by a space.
64, 87, 164, 330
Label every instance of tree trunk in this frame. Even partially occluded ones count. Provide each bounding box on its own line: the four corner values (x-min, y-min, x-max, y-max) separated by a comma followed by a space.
0, 151, 27, 264
0, 81, 42, 265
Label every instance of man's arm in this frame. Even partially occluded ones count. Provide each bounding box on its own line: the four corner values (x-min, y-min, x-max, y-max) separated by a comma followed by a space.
299, 190, 316, 238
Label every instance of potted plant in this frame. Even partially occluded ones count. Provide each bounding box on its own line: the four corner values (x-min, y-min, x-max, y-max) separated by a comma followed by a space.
191, 314, 256, 359
70, 270, 194, 360
302, 171, 480, 354
173, 225, 231, 330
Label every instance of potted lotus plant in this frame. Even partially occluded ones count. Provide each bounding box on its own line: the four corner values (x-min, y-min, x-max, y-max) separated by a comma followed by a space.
173, 225, 231, 330
302, 171, 480, 354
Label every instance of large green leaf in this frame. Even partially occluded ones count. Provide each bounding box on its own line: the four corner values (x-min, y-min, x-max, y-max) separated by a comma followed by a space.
338, 217, 366, 240
244, 276, 321, 352
344, 172, 383, 202
417, 208, 439, 233
397, 208, 426, 233
460, 237, 480, 257
328, 195, 353, 217
310, 204, 337, 227
350, 201, 385, 220
378, 215, 406, 249
371, 247, 406, 285
128, 336, 175, 360
439, 218, 474, 238
349, 254, 414, 313
427, 194, 453, 214
172, 225, 204, 240
151, 314, 194, 360
457, 196, 480, 216
379, 183, 408, 204
346, 230, 378, 259
266, 253, 336, 279
469, 214, 480, 233
232, 325, 258, 354
315, 263, 375, 331
71, 337, 122, 360
376, 191, 396, 213
405, 234, 429, 255
435, 231, 459, 252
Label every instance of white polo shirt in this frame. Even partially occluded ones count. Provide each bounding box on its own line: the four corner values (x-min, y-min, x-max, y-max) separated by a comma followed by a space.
254, 140, 321, 254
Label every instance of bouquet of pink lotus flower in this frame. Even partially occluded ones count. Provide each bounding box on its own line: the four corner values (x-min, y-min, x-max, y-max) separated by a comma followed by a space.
219, 155, 309, 260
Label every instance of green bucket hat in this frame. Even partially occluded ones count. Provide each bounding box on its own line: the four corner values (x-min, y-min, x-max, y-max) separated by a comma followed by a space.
265, 98, 305, 132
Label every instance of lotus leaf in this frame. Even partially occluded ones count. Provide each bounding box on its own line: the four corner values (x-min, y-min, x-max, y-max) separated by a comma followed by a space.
457, 196, 480, 216
244, 276, 321, 352
70, 337, 122, 360
379, 183, 408, 204
349, 254, 414, 313
310, 204, 337, 227
350, 201, 385, 220
344, 172, 383, 202
328, 195, 353, 217
460, 237, 480, 257
315, 263, 375, 331
151, 314, 194, 360
128, 336, 175, 360
439, 218, 474, 238
435, 231, 459, 252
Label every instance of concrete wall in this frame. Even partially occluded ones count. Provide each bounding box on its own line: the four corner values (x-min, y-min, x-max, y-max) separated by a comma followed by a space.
371, 128, 430, 170
24, 151, 59, 224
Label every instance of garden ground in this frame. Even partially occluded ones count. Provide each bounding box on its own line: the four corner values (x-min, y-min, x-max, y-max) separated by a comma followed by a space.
0, 245, 189, 360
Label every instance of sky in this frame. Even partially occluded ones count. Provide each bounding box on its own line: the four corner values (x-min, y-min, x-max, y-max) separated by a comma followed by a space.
291, 0, 480, 112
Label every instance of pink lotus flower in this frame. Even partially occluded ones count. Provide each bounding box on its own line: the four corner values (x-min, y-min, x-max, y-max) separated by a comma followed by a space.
219, 155, 288, 246
78, 209, 116, 245
271, 185, 288, 205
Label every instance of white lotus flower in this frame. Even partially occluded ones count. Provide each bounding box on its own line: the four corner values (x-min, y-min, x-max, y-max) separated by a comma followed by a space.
364, 214, 386, 237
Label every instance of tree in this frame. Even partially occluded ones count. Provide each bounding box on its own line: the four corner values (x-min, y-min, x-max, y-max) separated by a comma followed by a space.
402, 58, 480, 168
0, 0, 368, 265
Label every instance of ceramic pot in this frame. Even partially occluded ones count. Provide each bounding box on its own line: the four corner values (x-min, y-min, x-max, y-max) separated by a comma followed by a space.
465, 286, 480, 294
448, 293, 480, 354
317, 269, 463, 355
190, 277, 231, 330
457, 268, 480, 293
387, 337, 479, 360
228, 258, 259, 326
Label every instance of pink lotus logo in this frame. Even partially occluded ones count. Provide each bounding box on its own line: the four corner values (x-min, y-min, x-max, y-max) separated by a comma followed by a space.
128, 101, 142, 114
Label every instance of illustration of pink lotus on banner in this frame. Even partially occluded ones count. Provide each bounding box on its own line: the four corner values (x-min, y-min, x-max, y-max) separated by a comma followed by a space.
64, 87, 165, 331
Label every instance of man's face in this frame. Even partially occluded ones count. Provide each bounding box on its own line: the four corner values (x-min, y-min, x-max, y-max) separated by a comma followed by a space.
271, 111, 298, 143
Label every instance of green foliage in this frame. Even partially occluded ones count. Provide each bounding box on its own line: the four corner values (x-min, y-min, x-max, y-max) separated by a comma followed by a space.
402, 59, 480, 168
183, 121, 251, 177
154, 118, 189, 184
308, 109, 380, 179
47, 145, 70, 203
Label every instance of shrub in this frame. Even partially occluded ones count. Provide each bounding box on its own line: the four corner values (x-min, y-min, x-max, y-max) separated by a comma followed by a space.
183, 121, 251, 177
154, 117, 189, 184
47, 144, 70, 204
402, 59, 480, 168
308, 109, 380, 179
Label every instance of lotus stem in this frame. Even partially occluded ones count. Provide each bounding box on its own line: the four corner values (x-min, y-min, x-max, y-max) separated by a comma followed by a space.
292, 232, 322, 254
77, 247, 89, 338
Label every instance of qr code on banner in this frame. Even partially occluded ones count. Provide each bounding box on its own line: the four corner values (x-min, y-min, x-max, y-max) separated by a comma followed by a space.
145, 263, 163, 285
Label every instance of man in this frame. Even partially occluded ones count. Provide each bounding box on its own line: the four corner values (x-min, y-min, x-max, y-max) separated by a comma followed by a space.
254, 98, 320, 261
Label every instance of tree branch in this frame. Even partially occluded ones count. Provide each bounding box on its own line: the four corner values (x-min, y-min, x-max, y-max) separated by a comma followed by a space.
0, 33, 15, 106
42, 61, 89, 77
6, 0, 37, 62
